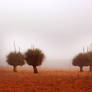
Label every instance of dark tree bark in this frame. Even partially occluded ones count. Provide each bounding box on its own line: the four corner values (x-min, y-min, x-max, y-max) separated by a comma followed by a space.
80, 66, 83, 72
89, 65, 92, 72
13, 66, 17, 72
33, 66, 38, 73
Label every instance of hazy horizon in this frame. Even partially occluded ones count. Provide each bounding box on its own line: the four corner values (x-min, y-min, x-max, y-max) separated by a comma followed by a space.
0, 0, 92, 68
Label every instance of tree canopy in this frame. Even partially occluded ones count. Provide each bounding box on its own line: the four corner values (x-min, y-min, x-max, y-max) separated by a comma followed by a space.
7, 52, 25, 72
72, 53, 90, 67
25, 48, 45, 66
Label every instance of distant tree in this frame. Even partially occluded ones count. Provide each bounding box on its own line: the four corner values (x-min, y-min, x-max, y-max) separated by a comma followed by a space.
87, 52, 92, 72
7, 52, 25, 72
72, 53, 90, 72
25, 48, 45, 73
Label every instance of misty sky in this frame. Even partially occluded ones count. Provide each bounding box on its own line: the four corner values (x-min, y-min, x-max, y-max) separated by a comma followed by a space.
0, 0, 92, 62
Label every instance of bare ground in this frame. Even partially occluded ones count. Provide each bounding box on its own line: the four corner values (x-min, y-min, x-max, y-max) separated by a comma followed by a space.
0, 67, 92, 92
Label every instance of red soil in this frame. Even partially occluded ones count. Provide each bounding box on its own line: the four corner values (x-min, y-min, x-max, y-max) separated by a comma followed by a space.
0, 67, 92, 92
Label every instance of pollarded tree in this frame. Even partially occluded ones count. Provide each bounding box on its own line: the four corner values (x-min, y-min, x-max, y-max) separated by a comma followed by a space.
72, 53, 90, 72
25, 48, 45, 73
87, 52, 92, 72
6, 52, 25, 72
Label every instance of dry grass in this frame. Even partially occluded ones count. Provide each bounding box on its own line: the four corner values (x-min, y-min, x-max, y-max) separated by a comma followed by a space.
0, 67, 92, 92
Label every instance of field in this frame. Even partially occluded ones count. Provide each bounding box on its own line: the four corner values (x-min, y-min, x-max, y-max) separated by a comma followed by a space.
0, 67, 92, 92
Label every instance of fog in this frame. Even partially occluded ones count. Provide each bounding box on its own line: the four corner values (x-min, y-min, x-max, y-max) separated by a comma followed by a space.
0, 0, 92, 68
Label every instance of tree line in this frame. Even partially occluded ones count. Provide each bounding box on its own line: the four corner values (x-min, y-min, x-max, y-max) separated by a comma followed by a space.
7, 48, 45, 73
6, 46, 92, 73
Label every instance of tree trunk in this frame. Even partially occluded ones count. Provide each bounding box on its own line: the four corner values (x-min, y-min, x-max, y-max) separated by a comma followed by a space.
33, 66, 38, 73
89, 65, 92, 72
13, 66, 17, 72
80, 66, 83, 72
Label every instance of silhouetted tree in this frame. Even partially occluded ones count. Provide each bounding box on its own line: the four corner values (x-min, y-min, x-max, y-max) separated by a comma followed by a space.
7, 52, 25, 72
72, 53, 90, 72
25, 48, 45, 73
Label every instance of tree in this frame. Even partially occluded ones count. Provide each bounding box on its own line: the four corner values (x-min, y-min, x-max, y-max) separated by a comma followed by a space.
25, 48, 45, 73
72, 53, 90, 72
6, 52, 25, 72
86, 52, 92, 72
